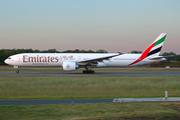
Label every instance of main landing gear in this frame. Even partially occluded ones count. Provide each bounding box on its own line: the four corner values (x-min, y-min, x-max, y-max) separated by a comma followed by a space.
82, 65, 95, 74
14, 66, 19, 74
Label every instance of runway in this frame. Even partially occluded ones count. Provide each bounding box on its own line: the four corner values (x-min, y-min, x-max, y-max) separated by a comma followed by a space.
0, 71, 180, 75
0, 99, 113, 105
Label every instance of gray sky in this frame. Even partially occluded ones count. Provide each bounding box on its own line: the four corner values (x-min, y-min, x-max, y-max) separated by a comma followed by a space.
1, 0, 180, 53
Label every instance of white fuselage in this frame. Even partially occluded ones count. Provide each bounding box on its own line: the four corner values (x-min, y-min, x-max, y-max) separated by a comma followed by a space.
4, 53, 165, 68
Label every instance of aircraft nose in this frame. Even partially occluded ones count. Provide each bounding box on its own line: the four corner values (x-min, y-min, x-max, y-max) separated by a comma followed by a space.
4, 59, 8, 64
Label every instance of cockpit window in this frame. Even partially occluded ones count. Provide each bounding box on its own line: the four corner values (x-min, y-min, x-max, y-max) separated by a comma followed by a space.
7, 57, 11, 59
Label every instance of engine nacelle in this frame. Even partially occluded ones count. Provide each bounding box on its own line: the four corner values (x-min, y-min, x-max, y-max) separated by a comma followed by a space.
62, 61, 79, 71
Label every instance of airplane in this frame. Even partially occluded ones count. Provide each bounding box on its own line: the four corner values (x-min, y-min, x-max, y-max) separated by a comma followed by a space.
4, 33, 167, 74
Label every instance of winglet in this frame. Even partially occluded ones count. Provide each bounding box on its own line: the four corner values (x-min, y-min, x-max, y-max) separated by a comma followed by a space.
128, 33, 167, 66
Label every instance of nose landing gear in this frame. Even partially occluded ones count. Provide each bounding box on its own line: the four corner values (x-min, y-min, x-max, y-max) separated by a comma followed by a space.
14, 66, 19, 74
16, 69, 19, 74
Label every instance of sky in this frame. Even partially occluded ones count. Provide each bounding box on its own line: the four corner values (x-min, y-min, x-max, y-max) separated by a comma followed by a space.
0, 0, 180, 53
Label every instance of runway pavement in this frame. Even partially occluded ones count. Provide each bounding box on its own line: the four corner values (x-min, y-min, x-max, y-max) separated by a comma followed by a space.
0, 99, 113, 105
0, 71, 180, 75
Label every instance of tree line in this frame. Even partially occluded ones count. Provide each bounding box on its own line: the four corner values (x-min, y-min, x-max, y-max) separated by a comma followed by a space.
1, 49, 180, 66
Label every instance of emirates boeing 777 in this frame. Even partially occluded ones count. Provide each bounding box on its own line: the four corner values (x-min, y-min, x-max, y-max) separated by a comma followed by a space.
4, 33, 167, 74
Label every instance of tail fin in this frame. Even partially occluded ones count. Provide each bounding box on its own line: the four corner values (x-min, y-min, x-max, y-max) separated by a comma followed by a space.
128, 33, 167, 66
145, 33, 167, 56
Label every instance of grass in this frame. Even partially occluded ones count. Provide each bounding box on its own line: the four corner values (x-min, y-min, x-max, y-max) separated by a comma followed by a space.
0, 75, 180, 100
0, 102, 180, 120
0, 66, 180, 119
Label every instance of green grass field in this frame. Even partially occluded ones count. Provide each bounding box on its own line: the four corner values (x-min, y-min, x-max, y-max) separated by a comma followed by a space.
0, 66, 180, 119
0, 74, 180, 100
0, 103, 180, 120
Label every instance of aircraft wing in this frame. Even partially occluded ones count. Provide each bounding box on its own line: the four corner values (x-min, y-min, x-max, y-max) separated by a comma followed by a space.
78, 53, 120, 65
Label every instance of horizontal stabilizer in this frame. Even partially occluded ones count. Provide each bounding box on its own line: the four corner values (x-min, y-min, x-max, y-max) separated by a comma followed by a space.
148, 55, 174, 60
148, 56, 165, 60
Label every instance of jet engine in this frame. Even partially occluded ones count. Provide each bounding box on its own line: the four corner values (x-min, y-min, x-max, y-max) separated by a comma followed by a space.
62, 61, 79, 71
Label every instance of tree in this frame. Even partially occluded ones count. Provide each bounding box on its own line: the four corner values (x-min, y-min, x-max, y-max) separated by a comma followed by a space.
96, 49, 108, 53
131, 50, 142, 53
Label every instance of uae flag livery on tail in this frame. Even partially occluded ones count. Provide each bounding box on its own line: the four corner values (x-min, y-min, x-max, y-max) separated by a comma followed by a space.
128, 33, 167, 66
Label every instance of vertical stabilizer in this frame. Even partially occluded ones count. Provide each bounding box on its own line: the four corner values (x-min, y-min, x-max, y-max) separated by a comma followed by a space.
146, 33, 167, 56
128, 33, 167, 66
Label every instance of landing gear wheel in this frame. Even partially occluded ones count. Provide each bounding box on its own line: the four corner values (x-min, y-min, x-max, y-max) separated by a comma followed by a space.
91, 70, 95, 74
16, 70, 19, 74
89, 70, 95, 74
14, 66, 19, 74
83, 70, 86, 74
